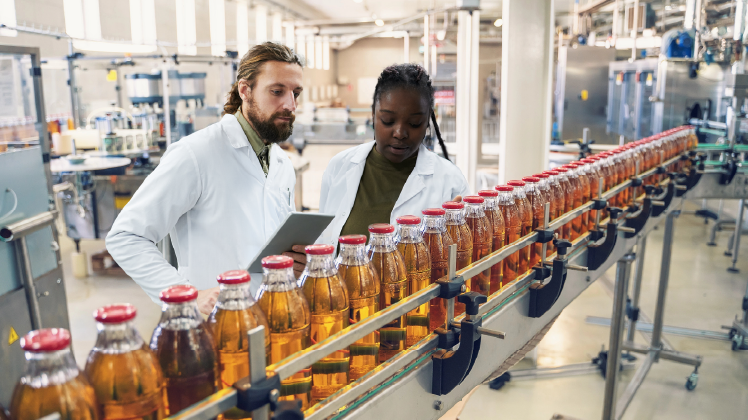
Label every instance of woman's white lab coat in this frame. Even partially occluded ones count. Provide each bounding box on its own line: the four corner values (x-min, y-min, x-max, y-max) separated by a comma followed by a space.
106, 114, 296, 301
317, 141, 470, 246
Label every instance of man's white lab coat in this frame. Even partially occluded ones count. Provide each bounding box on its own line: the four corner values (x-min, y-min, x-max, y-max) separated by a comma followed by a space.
106, 114, 296, 301
316, 141, 470, 246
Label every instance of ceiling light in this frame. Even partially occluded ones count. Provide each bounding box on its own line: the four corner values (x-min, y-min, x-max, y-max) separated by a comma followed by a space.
375, 19, 384, 26
436, 30, 446, 41
494, 18, 502, 27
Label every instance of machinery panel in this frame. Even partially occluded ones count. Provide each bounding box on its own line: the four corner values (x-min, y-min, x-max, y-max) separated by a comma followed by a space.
660, 61, 729, 131
0, 287, 33, 408
555, 46, 617, 143
35, 268, 70, 332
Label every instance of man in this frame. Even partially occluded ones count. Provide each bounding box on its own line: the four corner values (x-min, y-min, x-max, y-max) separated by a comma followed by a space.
106, 42, 303, 314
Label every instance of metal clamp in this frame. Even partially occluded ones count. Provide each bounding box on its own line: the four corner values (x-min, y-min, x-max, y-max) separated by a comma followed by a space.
529, 238, 583, 318
587, 208, 622, 271
624, 197, 652, 239
652, 179, 675, 218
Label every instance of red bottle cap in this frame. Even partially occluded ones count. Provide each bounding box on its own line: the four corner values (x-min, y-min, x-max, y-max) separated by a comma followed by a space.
94, 303, 137, 323
21, 328, 71, 352
339, 234, 367, 245
442, 201, 465, 209
262, 255, 294, 269
305, 244, 335, 255
477, 190, 498, 197
217, 270, 251, 284
507, 180, 526, 187
422, 208, 446, 216
160, 285, 198, 303
543, 170, 559, 175
463, 195, 485, 204
564, 163, 580, 168
495, 185, 514, 192
368, 223, 395, 234
521, 176, 540, 183
581, 158, 595, 164
533, 173, 549, 179
554, 167, 569, 173
396, 215, 421, 225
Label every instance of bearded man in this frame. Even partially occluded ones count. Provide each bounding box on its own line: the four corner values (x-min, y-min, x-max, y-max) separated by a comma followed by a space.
107, 42, 303, 313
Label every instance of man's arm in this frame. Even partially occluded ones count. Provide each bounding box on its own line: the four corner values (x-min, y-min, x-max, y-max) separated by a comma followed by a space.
106, 142, 202, 303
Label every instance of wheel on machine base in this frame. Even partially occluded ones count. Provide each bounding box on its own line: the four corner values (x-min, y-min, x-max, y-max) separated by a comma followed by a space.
685, 373, 698, 391
732, 334, 744, 351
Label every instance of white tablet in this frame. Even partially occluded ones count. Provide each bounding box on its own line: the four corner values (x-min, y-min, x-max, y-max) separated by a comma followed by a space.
246, 211, 335, 273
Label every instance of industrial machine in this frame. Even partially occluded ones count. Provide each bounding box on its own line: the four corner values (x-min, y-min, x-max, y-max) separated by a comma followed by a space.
0, 46, 69, 408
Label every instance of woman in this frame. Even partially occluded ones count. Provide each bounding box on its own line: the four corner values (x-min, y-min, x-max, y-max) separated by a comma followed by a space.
286, 63, 469, 275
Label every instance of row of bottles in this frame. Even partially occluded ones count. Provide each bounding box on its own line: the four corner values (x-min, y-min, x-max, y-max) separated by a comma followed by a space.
7, 126, 698, 420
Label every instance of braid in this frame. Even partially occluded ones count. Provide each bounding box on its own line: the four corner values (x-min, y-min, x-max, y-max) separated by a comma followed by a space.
371, 63, 451, 162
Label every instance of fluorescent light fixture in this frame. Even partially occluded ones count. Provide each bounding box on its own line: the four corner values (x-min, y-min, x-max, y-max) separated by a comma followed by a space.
176, 0, 197, 55
375, 19, 384, 26
322, 36, 330, 70
315, 36, 322, 69
63, 0, 85, 38
209, 0, 226, 56
436, 30, 446, 41
73, 39, 158, 53
493, 18, 502, 27
0, 0, 17, 37
285, 23, 295, 49
256, 4, 268, 44
129, 0, 157, 45
306, 35, 315, 68
272, 12, 283, 42
236, 0, 249, 57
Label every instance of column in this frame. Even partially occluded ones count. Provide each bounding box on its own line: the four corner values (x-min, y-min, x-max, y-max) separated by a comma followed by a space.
455, 10, 480, 191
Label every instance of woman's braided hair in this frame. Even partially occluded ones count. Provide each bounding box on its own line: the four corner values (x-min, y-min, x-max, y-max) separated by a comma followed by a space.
223, 42, 304, 116
372, 63, 451, 162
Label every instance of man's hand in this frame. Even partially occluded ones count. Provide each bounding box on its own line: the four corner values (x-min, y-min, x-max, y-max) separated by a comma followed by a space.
452, 195, 463, 202
196, 286, 220, 315
282, 245, 308, 279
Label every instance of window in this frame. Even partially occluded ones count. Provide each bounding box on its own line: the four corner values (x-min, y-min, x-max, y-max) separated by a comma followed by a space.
255, 4, 267, 44
176, 0, 197, 55
236, 0, 249, 57
0, 0, 17, 37
272, 12, 283, 42
209, 0, 226, 56
129, 0, 157, 45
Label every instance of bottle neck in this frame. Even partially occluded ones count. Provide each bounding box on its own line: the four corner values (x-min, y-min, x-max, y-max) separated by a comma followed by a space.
337, 243, 369, 266
303, 254, 337, 278
537, 179, 550, 192
524, 182, 539, 196
465, 202, 486, 218
396, 224, 424, 244
261, 267, 298, 292
445, 208, 466, 225
421, 214, 446, 233
216, 282, 255, 311
367, 232, 397, 252
482, 196, 498, 210
21, 348, 80, 388
93, 321, 144, 354
158, 301, 204, 330
513, 187, 527, 199
497, 191, 514, 205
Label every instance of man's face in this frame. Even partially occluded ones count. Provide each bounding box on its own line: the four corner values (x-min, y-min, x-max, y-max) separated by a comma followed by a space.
239, 61, 303, 144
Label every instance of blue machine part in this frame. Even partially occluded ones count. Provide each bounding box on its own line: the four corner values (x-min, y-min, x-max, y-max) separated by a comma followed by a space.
0, 148, 58, 295
664, 29, 694, 59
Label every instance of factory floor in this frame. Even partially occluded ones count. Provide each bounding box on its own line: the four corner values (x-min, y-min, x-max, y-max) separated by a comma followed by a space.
59, 145, 748, 420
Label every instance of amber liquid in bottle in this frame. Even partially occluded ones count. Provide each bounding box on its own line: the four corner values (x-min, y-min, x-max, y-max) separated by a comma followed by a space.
547, 176, 566, 244
397, 240, 431, 346
85, 346, 165, 420
578, 171, 591, 235
337, 262, 380, 380
525, 184, 545, 269
259, 288, 312, 409
423, 229, 454, 329
537, 181, 555, 257
586, 166, 600, 231
369, 246, 408, 362
11, 378, 100, 420
498, 194, 521, 287
483, 203, 506, 294
445, 209, 473, 315
566, 172, 583, 240
465, 213, 492, 296
513, 194, 532, 275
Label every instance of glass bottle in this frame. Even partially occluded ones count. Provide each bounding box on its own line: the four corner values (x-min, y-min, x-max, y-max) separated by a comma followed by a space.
577, 162, 592, 234
506, 180, 532, 275
478, 190, 505, 294
542, 170, 566, 241
443, 201, 472, 315
580, 158, 599, 231
464, 196, 492, 297
10, 329, 99, 420
561, 164, 583, 240
553, 168, 575, 240
367, 223, 408, 362
150, 285, 218, 416
495, 186, 521, 286
85, 304, 165, 420
532, 174, 555, 256
421, 208, 455, 330
208, 270, 270, 419
521, 177, 544, 269
336, 235, 380, 381
394, 215, 431, 346
299, 245, 350, 404
257, 256, 312, 409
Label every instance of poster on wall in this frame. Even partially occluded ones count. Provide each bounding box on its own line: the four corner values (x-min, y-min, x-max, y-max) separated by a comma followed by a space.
357, 77, 378, 105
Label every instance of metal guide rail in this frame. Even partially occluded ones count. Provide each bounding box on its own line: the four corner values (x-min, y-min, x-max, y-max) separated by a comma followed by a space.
165, 152, 700, 420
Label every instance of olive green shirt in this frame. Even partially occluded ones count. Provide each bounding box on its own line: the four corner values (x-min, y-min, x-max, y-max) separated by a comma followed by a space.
235, 110, 271, 176
340, 146, 418, 240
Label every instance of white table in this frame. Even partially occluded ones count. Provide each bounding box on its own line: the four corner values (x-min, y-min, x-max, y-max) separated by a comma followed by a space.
50, 157, 132, 173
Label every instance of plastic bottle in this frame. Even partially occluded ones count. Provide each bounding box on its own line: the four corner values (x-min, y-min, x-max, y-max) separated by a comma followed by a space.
420, 208, 455, 329
532, 174, 555, 256
495, 186, 521, 286
442, 201, 472, 315
394, 215, 431, 346
478, 190, 505, 294
464, 196, 492, 296
506, 181, 532, 275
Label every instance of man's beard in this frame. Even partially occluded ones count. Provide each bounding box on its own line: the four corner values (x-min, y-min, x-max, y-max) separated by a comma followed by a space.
245, 96, 295, 144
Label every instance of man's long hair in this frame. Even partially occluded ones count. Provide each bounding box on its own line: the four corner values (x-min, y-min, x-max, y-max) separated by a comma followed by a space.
222, 42, 304, 116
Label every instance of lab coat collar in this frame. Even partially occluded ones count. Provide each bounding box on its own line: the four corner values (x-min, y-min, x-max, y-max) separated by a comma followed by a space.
220, 114, 251, 149
352, 141, 436, 176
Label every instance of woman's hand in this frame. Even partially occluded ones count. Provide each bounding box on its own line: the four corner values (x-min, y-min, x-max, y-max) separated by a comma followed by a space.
196, 286, 220, 315
282, 245, 308, 279
452, 195, 463, 202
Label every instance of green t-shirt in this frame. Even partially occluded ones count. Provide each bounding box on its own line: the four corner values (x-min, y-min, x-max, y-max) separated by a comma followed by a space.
340, 146, 418, 240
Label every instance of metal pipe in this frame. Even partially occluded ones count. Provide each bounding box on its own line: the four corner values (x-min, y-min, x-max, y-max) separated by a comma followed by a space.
447, 244, 456, 325
162, 63, 172, 146
0, 211, 57, 242
15, 237, 43, 329
67, 40, 80, 128
627, 235, 647, 342
735, 0, 748, 42
249, 326, 270, 420
602, 255, 633, 420
631, 0, 640, 61
651, 211, 679, 350
614, 351, 656, 420
729, 199, 745, 272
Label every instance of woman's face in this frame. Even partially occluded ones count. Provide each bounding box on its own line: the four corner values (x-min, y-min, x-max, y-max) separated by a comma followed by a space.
374, 88, 430, 163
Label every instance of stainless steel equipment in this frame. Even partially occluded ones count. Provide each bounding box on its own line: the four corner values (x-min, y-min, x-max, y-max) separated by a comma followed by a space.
555, 46, 617, 143
125, 71, 207, 105
0, 46, 69, 409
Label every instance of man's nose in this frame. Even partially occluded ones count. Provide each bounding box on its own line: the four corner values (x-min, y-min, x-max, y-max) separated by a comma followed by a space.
282, 91, 297, 112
